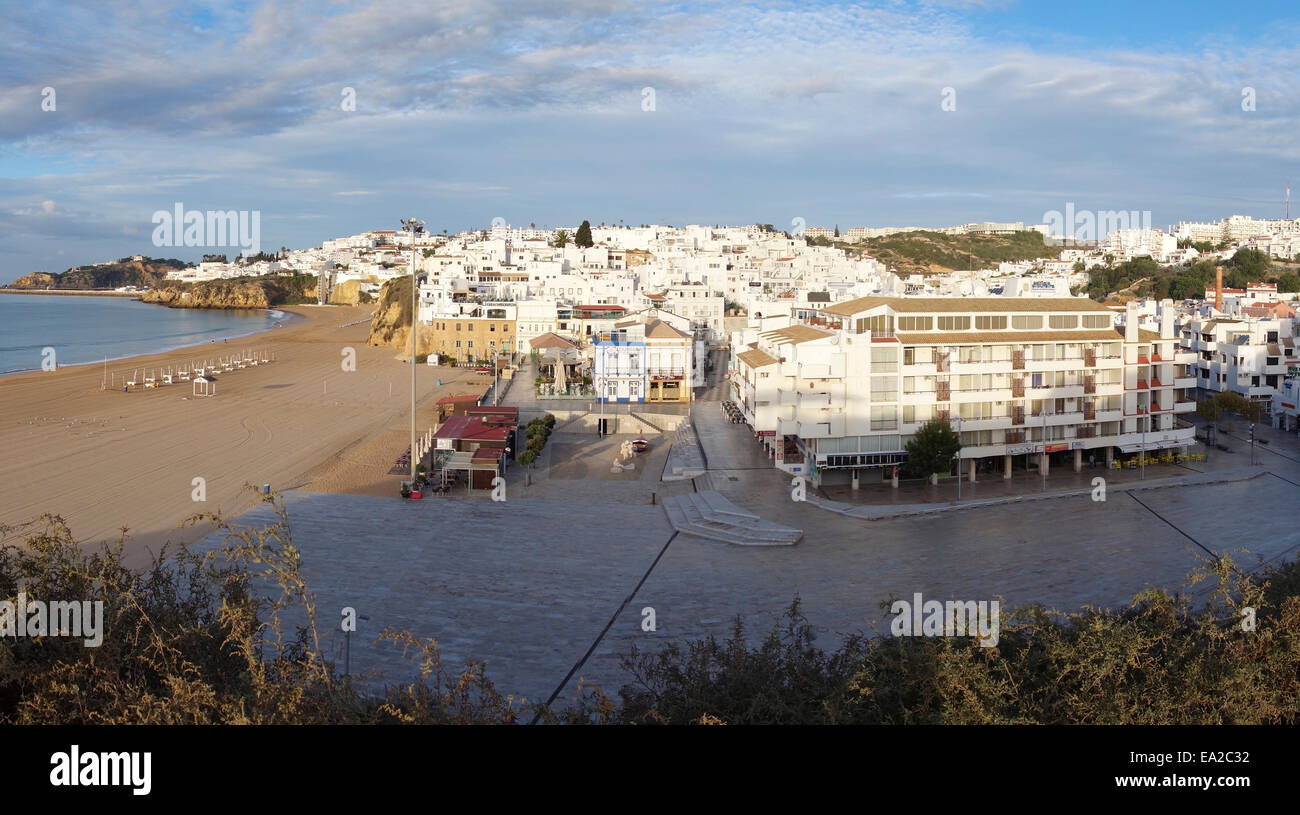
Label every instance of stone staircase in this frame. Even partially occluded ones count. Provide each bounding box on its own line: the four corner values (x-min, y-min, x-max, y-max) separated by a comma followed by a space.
661, 490, 802, 546
662, 419, 707, 480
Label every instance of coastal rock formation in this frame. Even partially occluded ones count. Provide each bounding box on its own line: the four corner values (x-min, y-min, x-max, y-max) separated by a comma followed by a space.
9, 272, 57, 288
328, 278, 371, 306
366, 275, 432, 356
141, 275, 317, 309
6, 258, 185, 290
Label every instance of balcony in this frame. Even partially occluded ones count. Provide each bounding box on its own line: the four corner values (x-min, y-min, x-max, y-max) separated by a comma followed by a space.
1012, 379, 1025, 398
1084, 402, 1096, 421
1076, 425, 1097, 439
800, 392, 831, 409
1012, 351, 1025, 370
1005, 430, 1026, 444
1174, 376, 1196, 389
1137, 355, 1150, 365
647, 367, 684, 380
1012, 407, 1026, 425
1084, 376, 1096, 394
936, 382, 951, 401
1084, 348, 1097, 367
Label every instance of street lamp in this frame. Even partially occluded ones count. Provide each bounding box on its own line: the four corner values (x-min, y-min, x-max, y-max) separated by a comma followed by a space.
402, 217, 425, 483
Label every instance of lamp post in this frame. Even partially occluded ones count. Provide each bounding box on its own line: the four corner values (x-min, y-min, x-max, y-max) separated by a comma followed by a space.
1141, 409, 1147, 480
402, 218, 425, 483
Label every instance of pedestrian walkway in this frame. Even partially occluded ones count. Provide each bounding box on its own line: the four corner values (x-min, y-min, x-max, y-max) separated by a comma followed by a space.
661, 490, 802, 545
805, 465, 1266, 521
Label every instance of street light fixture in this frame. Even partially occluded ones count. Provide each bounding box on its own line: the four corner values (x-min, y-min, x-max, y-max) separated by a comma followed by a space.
402, 217, 425, 484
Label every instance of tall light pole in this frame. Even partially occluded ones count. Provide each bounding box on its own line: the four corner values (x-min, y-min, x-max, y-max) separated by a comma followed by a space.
402, 217, 425, 483
1141, 411, 1147, 479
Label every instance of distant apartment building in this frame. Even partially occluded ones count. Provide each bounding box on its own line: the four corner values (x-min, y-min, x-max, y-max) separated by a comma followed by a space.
1178, 314, 1300, 405
1270, 369, 1300, 432
730, 297, 1196, 485
1103, 228, 1177, 262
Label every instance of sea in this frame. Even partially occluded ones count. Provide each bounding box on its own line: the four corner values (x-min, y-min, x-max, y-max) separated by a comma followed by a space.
0, 294, 296, 376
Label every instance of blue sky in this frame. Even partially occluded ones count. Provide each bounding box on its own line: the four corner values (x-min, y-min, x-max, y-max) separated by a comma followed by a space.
2, 0, 1298, 280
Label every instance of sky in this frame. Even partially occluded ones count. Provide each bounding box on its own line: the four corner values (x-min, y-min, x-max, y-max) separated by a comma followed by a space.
2, 0, 1299, 280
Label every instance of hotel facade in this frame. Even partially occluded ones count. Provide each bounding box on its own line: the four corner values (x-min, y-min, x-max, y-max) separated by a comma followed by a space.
730, 297, 1198, 485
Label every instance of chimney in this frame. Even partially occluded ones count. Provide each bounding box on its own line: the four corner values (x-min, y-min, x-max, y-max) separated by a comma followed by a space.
1215, 266, 1223, 312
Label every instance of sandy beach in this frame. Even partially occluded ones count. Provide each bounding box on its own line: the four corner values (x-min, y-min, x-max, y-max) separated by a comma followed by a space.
0, 303, 496, 568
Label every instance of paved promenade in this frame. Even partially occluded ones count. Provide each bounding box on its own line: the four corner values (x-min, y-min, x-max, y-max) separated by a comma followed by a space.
200, 385, 1300, 711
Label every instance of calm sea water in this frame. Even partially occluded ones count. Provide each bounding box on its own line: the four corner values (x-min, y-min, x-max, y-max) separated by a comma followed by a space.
0, 294, 295, 375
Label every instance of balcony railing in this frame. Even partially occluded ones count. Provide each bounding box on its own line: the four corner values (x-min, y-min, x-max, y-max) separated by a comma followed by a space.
936, 381, 951, 401
1076, 426, 1097, 439
1084, 402, 1096, 421
1084, 348, 1097, 367
1012, 351, 1026, 370
1012, 407, 1026, 425
1084, 376, 1096, 394
1011, 379, 1025, 398
1005, 430, 1026, 444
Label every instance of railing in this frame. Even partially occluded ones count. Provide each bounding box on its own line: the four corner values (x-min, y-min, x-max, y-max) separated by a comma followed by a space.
936, 381, 950, 401
1011, 379, 1025, 398
1076, 426, 1097, 438
1012, 351, 1025, 370
937, 409, 950, 422
1012, 407, 1026, 425
1005, 430, 1026, 444
1084, 348, 1097, 367
1083, 403, 1096, 420
1084, 376, 1096, 394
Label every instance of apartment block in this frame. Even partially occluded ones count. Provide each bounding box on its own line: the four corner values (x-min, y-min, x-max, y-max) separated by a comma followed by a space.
731, 297, 1197, 485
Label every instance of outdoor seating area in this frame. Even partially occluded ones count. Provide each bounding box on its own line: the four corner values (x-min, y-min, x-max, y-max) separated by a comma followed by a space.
1109, 452, 1205, 469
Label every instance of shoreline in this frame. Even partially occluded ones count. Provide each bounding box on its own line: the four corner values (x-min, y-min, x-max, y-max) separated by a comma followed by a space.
0, 288, 141, 297
0, 304, 493, 569
0, 305, 306, 379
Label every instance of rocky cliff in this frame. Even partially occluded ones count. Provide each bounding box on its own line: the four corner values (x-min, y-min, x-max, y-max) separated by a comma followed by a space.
7, 258, 185, 290
328, 278, 372, 306
141, 275, 317, 309
366, 275, 432, 356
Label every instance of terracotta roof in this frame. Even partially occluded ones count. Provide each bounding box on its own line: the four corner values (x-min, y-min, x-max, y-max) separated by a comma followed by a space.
645, 319, 691, 340
759, 325, 835, 344
529, 332, 579, 349
736, 348, 779, 368
821, 296, 1112, 317
433, 415, 512, 443
436, 394, 481, 405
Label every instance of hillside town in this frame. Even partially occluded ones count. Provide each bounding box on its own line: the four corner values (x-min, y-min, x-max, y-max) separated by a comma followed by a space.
153, 213, 1300, 490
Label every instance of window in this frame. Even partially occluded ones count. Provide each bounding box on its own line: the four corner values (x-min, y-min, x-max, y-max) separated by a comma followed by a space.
1048, 315, 1079, 329
937, 316, 971, 331
1012, 315, 1042, 330
467, 341, 473, 349
898, 316, 933, 331
903, 348, 915, 365
1082, 314, 1110, 328
854, 314, 894, 336
456, 323, 462, 331
871, 405, 897, 430
871, 376, 898, 401
903, 405, 915, 423
490, 324, 496, 331
975, 315, 1007, 330
871, 346, 898, 372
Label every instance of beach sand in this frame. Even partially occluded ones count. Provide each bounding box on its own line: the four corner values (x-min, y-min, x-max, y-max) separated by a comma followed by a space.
0, 303, 495, 568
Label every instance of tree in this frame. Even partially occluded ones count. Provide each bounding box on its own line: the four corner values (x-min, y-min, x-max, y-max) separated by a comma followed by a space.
1277, 273, 1300, 293
554, 229, 569, 248
1214, 390, 1263, 423
575, 220, 594, 248
902, 419, 961, 479
1228, 247, 1270, 283
833, 225, 840, 238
